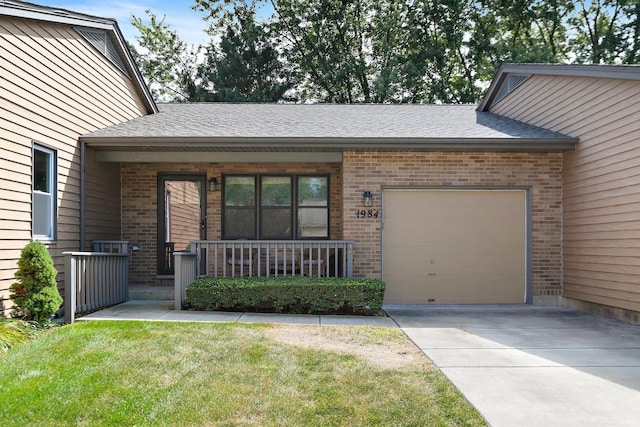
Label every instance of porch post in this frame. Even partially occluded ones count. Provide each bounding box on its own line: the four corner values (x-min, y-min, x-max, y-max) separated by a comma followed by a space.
64, 253, 76, 324
174, 252, 198, 310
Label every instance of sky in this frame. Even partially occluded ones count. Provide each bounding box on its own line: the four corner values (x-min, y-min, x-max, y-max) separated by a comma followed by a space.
42, 1, 210, 47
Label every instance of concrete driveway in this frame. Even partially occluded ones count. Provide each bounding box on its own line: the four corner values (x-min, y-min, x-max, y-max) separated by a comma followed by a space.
384, 305, 640, 427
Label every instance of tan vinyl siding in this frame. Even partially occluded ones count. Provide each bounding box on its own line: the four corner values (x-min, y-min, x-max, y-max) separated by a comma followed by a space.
490, 74, 640, 313
0, 16, 147, 314
83, 147, 121, 249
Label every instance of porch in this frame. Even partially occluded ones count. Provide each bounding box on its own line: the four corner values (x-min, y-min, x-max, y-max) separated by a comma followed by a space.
64, 240, 354, 322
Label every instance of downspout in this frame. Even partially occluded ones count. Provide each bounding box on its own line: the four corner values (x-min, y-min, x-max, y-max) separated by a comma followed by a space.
80, 141, 85, 251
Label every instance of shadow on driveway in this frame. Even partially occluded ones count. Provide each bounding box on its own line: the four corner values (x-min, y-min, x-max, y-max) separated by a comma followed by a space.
384, 304, 640, 427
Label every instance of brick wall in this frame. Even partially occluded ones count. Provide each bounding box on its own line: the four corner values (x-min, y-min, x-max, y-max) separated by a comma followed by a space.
121, 162, 342, 284
341, 151, 564, 297
122, 153, 563, 297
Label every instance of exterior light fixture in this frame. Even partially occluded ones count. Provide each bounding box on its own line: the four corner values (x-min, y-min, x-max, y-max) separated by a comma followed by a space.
362, 191, 373, 207
208, 177, 218, 192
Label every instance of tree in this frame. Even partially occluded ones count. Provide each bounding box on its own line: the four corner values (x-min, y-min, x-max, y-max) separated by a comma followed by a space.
202, 6, 294, 102
130, 10, 210, 102
10, 241, 63, 324
568, 0, 628, 63
133, 1, 640, 104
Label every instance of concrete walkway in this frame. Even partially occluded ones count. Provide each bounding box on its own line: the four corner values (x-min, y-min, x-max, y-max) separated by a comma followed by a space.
79, 300, 397, 327
384, 304, 640, 427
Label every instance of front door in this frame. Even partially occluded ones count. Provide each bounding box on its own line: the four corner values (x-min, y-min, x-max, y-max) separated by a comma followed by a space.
158, 174, 206, 275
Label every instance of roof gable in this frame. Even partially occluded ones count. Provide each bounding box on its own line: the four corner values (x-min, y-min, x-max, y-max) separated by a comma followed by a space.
0, 0, 157, 114
479, 63, 640, 112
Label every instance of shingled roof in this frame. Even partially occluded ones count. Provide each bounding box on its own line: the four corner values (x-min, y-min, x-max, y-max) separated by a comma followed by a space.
82, 103, 577, 152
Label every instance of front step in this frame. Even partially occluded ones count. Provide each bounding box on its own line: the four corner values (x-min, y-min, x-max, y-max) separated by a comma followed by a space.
129, 284, 173, 301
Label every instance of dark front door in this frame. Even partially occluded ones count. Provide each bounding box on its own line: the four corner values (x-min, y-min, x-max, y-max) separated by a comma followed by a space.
158, 174, 206, 275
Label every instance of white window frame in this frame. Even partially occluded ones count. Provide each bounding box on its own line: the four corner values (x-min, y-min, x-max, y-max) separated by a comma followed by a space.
32, 144, 57, 241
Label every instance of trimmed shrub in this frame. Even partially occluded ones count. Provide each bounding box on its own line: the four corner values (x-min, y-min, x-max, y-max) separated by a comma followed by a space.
10, 241, 63, 324
185, 277, 386, 315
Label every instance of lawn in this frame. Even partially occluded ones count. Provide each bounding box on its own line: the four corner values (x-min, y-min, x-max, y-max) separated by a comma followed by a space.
0, 321, 487, 426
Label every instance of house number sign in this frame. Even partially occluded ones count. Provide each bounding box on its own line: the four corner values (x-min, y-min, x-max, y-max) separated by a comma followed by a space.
356, 210, 379, 219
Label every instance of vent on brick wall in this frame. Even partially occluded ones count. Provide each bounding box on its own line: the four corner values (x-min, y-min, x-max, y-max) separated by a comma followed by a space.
493, 74, 530, 105
75, 27, 129, 77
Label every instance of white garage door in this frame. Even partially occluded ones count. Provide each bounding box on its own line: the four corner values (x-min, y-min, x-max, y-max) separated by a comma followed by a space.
382, 189, 527, 304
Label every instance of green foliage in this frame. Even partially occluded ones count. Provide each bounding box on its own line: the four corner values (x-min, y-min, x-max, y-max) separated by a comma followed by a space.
203, 6, 294, 102
185, 276, 385, 315
0, 320, 50, 353
9, 241, 62, 324
134, 1, 640, 104
130, 10, 211, 102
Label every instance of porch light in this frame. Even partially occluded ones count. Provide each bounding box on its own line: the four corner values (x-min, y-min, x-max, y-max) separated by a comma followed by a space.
362, 191, 373, 207
208, 177, 218, 192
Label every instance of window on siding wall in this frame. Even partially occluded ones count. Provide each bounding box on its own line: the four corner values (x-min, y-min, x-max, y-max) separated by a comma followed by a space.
223, 174, 329, 239
33, 145, 56, 241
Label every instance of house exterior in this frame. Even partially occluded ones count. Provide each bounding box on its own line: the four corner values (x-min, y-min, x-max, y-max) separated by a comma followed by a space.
480, 64, 640, 323
84, 103, 574, 306
0, 0, 156, 315
1, 1, 639, 324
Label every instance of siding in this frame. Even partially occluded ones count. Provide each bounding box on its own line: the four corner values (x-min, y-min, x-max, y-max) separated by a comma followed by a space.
0, 16, 147, 314
491, 74, 640, 312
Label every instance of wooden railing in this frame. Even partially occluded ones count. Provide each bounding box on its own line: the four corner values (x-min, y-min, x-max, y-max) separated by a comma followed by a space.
93, 240, 130, 254
191, 240, 354, 278
64, 252, 129, 323
174, 240, 354, 309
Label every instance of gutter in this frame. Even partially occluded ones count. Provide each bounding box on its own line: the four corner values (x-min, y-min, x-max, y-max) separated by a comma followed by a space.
80, 136, 579, 152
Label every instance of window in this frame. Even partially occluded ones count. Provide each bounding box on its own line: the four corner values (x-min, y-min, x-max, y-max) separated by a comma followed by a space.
33, 145, 56, 241
223, 174, 329, 239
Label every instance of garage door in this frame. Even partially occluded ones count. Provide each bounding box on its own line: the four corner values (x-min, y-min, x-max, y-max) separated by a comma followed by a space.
382, 189, 526, 304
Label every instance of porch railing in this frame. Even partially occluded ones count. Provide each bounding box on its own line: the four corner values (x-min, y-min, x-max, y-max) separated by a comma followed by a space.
64, 252, 129, 323
190, 240, 354, 278
93, 240, 130, 254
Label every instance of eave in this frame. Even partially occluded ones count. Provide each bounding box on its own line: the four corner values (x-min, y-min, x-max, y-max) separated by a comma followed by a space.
82, 136, 578, 162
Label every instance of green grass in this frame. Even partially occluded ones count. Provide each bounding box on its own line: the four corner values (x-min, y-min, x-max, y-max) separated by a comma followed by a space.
0, 321, 487, 426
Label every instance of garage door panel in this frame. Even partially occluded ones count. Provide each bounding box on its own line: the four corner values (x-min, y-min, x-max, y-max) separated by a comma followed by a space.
384, 246, 524, 276
385, 222, 524, 246
383, 189, 527, 304
383, 274, 525, 304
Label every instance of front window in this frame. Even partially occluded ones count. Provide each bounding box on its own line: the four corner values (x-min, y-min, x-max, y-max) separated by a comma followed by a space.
223, 174, 329, 239
33, 145, 56, 240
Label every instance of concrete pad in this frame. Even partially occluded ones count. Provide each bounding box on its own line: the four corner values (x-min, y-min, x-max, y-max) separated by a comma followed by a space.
385, 305, 640, 427
79, 300, 175, 321
402, 327, 512, 349
442, 366, 640, 427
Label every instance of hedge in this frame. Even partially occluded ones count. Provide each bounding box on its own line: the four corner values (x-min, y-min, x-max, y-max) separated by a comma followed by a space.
185, 276, 386, 315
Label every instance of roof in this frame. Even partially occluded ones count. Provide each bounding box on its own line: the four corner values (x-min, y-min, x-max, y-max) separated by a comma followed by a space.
479, 63, 640, 111
0, 0, 157, 114
81, 103, 576, 153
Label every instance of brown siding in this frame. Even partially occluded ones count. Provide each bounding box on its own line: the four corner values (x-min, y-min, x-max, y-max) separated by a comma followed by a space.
83, 147, 122, 248
0, 16, 147, 314
491, 74, 640, 313
342, 151, 563, 298
121, 163, 342, 284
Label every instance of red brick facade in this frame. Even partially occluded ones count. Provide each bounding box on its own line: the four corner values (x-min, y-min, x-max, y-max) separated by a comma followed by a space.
122, 151, 563, 298
342, 151, 563, 297
122, 162, 342, 284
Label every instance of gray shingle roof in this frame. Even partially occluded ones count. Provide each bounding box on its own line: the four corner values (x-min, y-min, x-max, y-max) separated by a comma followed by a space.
82, 103, 576, 151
